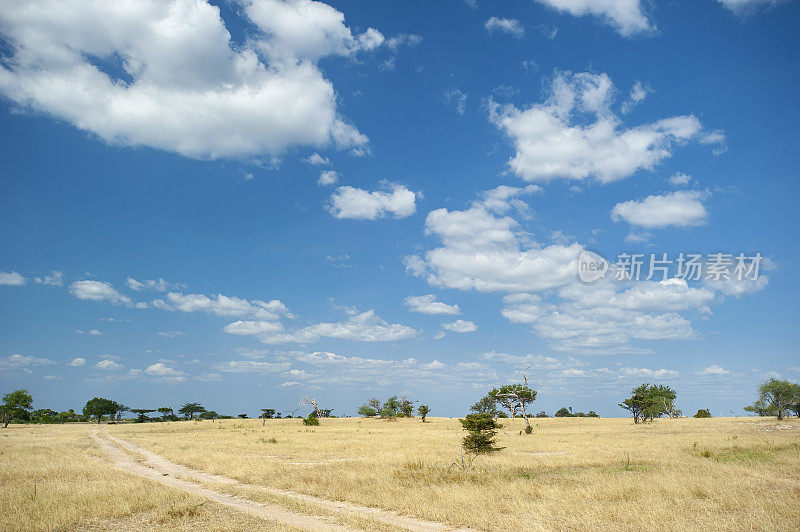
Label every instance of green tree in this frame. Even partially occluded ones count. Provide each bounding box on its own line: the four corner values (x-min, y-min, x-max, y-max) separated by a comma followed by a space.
380, 396, 400, 419
2, 389, 34, 427
357, 404, 378, 417
460, 414, 503, 454
587, 411, 599, 418
743, 397, 773, 417
694, 409, 712, 418
302, 412, 320, 426
789, 383, 800, 418
83, 397, 120, 424
178, 402, 206, 420
157, 407, 174, 421
418, 404, 430, 422
535, 411, 549, 418
399, 396, 415, 417
199, 410, 219, 420
130, 408, 156, 422
619, 384, 678, 423
470, 394, 501, 417
490, 383, 537, 431
554, 407, 573, 417
749, 378, 797, 420
260, 409, 277, 419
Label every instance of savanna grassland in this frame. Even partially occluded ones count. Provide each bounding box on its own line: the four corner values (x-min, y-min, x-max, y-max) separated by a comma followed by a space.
3, 416, 799, 531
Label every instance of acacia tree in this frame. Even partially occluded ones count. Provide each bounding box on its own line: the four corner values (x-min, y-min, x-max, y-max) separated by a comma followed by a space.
157, 407, 174, 421
1, 389, 33, 427
357, 404, 378, 417
83, 397, 120, 424
380, 396, 400, 419
178, 402, 206, 420
490, 373, 537, 432
619, 384, 677, 423
460, 414, 503, 455
470, 395, 501, 417
418, 404, 430, 422
399, 396, 415, 417
747, 378, 797, 420
130, 408, 156, 422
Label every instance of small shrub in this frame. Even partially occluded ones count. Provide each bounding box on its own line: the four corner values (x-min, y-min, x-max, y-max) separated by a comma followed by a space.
302, 414, 319, 426
460, 413, 503, 454
694, 409, 712, 418
524, 425, 533, 435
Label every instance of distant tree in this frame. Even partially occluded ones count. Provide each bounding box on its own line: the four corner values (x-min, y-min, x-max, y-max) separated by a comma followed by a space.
418, 404, 430, 422
237, 413, 248, 419
587, 411, 599, 418
380, 396, 400, 419
619, 384, 677, 423
302, 412, 320, 426
199, 410, 219, 420
130, 408, 156, 422
260, 409, 277, 419
399, 396, 415, 417
694, 409, 712, 418
56, 409, 79, 423
743, 397, 773, 417
470, 395, 501, 417
115, 404, 128, 421
490, 380, 537, 432
535, 411, 549, 418
83, 397, 120, 424
31, 408, 58, 423
554, 407, 572, 418
748, 378, 797, 420
157, 407, 174, 421
460, 414, 503, 455
178, 402, 206, 420
368, 398, 381, 411
357, 404, 378, 417
790, 383, 800, 418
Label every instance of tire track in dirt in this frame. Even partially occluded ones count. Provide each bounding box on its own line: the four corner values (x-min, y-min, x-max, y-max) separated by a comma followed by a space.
95, 427, 478, 532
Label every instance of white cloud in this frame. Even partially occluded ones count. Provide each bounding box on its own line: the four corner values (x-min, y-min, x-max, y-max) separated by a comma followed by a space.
621, 81, 650, 113
328, 183, 417, 220
484, 17, 525, 38
76, 329, 102, 336
442, 319, 477, 333
69, 280, 131, 305
704, 275, 769, 297
533, 0, 653, 37
612, 190, 709, 228
385, 33, 423, 50
224, 309, 417, 344
0, 0, 375, 160
700, 364, 730, 375
669, 172, 692, 186
157, 331, 186, 338
0, 353, 55, 371
318, 170, 339, 186
126, 277, 182, 291
406, 186, 582, 293
216, 360, 292, 373
0, 271, 26, 286
717, 0, 788, 14
280, 380, 302, 387
490, 72, 715, 184
619, 367, 679, 379
145, 362, 185, 380
442, 89, 468, 115
305, 152, 330, 165
155, 292, 293, 320
34, 270, 64, 287
404, 294, 461, 315
69, 357, 87, 367
481, 352, 562, 368
95, 359, 123, 370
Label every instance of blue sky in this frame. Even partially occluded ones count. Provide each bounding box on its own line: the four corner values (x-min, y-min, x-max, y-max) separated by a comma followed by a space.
1, 0, 798, 418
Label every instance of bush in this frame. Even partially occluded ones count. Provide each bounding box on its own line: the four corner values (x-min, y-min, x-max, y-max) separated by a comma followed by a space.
302, 413, 319, 426
694, 409, 712, 418
460, 414, 503, 454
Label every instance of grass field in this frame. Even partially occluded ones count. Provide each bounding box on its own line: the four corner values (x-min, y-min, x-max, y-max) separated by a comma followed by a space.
3, 416, 799, 531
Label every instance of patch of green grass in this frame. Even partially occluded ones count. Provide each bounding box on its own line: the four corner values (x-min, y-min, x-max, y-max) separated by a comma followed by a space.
695, 442, 799, 464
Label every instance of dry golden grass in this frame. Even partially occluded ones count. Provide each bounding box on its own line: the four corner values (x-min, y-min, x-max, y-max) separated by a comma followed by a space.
106, 416, 800, 531
0, 424, 296, 531
4, 417, 799, 530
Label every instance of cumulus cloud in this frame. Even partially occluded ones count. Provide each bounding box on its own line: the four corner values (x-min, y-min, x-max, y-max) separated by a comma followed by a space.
490, 72, 717, 184
69, 357, 87, 367
404, 294, 461, 315
405, 185, 581, 293
69, 280, 132, 305
533, 0, 653, 37
224, 309, 417, 344
95, 359, 123, 370
328, 183, 417, 220
305, 152, 330, 165
612, 190, 709, 228
442, 319, 477, 333
126, 277, 183, 291
76, 329, 102, 336
621, 81, 650, 113
0, 353, 55, 371
154, 292, 293, 320
318, 170, 339, 186
484, 17, 525, 38
0, 0, 376, 160
717, 0, 788, 14
145, 362, 185, 380
34, 271, 64, 287
0, 271, 26, 286
700, 364, 730, 375
619, 367, 679, 378
669, 172, 692, 186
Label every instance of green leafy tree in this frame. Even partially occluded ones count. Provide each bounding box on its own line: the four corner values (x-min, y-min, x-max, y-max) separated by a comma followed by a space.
83, 397, 120, 424
199, 410, 219, 420
260, 409, 277, 419
587, 411, 599, 418
490, 383, 537, 431
555, 407, 572, 417
619, 384, 678, 423
748, 378, 797, 420
460, 414, 503, 454
380, 396, 400, 419
418, 404, 430, 422
130, 408, 156, 422
302, 412, 320, 426
57, 409, 79, 423
178, 402, 206, 420
158, 407, 174, 421
399, 396, 415, 417
535, 411, 549, 418
470, 395, 501, 417
2, 389, 34, 427
357, 404, 378, 417
789, 383, 800, 418
694, 409, 712, 418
